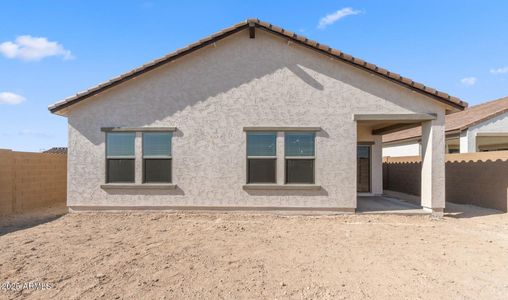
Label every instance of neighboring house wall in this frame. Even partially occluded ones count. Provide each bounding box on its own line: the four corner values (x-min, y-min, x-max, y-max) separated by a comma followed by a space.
0, 149, 67, 214
382, 141, 420, 157
465, 112, 508, 152
385, 111, 508, 155
459, 131, 469, 153
67, 30, 446, 210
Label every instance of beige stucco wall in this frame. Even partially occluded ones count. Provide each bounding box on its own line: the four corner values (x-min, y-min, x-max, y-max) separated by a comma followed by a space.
66, 29, 446, 210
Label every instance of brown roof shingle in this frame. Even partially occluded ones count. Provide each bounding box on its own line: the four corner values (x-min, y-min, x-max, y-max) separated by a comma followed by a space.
383, 96, 508, 143
49, 19, 467, 114
43, 147, 67, 154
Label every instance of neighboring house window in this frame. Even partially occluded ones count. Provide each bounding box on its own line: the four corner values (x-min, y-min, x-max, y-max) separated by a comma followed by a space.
143, 132, 172, 183
247, 132, 276, 183
106, 132, 135, 183
285, 132, 315, 184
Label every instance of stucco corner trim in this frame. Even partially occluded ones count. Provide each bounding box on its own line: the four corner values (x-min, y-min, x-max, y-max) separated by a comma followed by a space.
100, 127, 177, 132
242, 184, 322, 190
243, 126, 321, 132
100, 183, 177, 190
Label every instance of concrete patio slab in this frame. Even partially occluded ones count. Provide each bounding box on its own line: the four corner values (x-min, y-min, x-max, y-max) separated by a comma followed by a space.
357, 195, 428, 215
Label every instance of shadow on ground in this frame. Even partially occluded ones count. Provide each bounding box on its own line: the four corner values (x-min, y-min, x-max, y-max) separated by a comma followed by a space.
445, 202, 504, 219
0, 206, 67, 236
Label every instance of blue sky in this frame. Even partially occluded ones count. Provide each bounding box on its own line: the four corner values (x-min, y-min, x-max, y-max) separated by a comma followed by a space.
1, 1, 507, 151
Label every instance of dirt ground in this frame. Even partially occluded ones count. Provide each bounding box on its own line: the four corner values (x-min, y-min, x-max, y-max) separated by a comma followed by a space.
1, 204, 507, 300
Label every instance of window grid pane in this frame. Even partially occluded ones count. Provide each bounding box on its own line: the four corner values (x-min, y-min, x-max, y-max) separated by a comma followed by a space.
107, 132, 135, 157
143, 132, 172, 157
247, 132, 276, 157
247, 158, 276, 183
107, 159, 135, 183
285, 159, 314, 184
285, 132, 315, 157
144, 158, 172, 183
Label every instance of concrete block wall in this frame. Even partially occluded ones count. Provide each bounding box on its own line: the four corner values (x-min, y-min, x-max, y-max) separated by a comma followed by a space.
0, 149, 67, 214
0, 149, 15, 213
383, 151, 508, 212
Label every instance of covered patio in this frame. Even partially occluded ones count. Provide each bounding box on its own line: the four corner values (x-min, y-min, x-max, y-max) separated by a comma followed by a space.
355, 113, 446, 216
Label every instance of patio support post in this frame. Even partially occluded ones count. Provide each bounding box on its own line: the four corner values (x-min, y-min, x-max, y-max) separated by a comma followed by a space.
420, 113, 445, 216
371, 135, 383, 195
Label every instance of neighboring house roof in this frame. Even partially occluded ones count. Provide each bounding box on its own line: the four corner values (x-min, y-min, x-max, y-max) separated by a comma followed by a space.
43, 147, 68, 154
48, 18, 467, 115
383, 96, 508, 143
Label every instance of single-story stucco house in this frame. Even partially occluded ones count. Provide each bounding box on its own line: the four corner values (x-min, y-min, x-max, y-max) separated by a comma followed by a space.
383, 96, 508, 157
49, 19, 467, 215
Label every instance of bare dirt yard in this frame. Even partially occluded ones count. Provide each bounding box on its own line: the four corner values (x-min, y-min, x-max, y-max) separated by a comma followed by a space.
1, 204, 507, 299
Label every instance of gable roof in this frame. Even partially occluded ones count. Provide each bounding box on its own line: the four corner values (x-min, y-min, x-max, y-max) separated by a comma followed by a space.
49, 18, 467, 115
383, 96, 508, 143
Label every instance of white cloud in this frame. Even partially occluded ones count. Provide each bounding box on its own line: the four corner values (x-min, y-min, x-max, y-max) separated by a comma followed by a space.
490, 66, 508, 75
460, 77, 477, 86
0, 92, 25, 104
0, 35, 73, 61
318, 8, 362, 29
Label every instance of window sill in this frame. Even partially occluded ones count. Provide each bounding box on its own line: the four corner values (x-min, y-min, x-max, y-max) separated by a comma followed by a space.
101, 183, 177, 190
242, 184, 321, 190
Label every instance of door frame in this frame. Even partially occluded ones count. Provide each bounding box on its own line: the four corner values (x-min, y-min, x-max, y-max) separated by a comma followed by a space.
357, 142, 373, 193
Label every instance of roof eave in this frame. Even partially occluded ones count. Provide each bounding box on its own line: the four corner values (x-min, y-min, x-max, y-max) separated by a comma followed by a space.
253, 23, 466, 111
49, 21, 250, 115
458, 107, 508, 132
